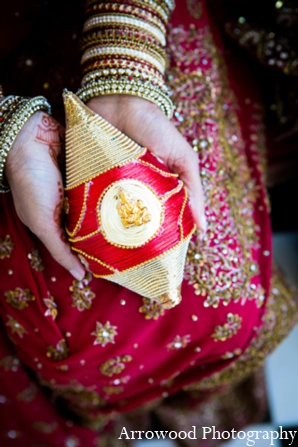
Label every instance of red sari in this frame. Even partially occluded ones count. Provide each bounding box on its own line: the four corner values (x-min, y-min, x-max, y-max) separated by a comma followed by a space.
0, 1, 297, 446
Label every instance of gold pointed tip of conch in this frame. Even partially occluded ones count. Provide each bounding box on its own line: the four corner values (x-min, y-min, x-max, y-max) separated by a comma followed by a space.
63, 90, 93, 129
157, 287, 182, 309
63, 90, 144, 188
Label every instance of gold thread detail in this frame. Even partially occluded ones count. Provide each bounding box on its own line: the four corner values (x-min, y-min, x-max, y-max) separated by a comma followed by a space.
71, 248, 117, 273
65, 183, 89, 237
97, 179, 164, 249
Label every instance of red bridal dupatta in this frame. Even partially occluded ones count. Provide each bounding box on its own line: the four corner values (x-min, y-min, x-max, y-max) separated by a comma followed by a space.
0, 1, 297, 445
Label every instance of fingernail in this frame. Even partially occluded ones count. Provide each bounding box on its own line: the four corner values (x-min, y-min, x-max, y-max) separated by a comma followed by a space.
70, 269, 85, 281
199, 230, 206, 241
201, 214, 207, 232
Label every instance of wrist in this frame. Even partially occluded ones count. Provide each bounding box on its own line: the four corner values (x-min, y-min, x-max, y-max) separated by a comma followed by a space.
86, 94, 160, 130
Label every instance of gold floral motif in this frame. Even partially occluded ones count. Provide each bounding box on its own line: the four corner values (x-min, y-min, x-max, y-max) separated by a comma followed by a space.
17, 383, 38, 402
5, 288, 36, 310
0, 235, 14, 259
166, 335, 191, 350
109, 376, 130, 386
46, 339, 69, 361
28, 248, 44, 272
56, 364, 69, 371
92, 321, 118, 347
221, 348, 243, 360
43, 296, 58, 320
139, 297, 165, 320
100, 355, 132, 377
103, 386, 124, 395
69, 272, 96, 311
0, 355, 20, 371
32, 421, 58, 433
116, 187, 151, 228
6, 315, 27, 338
212, 313, 242, 342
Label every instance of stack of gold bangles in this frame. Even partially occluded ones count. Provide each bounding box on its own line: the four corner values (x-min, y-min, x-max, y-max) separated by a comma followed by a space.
77, 0, 175, 118
0, 90, 51, 192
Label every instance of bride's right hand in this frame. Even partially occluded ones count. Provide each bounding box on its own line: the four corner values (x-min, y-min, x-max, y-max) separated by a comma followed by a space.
5, 111, 85, 280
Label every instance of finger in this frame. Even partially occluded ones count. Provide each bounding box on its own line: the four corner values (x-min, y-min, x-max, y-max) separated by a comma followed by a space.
125, 114, 207, 231
31, 222, 85, 280
171, 149, 206, 232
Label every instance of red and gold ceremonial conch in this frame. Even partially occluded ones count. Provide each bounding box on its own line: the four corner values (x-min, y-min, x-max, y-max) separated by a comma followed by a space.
63, 92, 195, 308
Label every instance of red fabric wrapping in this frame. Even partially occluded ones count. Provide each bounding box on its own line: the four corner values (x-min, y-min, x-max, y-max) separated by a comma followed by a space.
66, 149, 194, 275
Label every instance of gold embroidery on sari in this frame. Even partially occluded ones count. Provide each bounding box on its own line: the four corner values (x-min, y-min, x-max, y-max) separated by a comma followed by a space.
43, 296, 58, 320
167, 25, 267, 309
46, 339, 69, 361
28, 248, 44, 271
211, 313, 242, 342
5, 315, 27, 338
0, 235, 14, 259
139, 297, 166, 320
91, 321, 118, 347
69, 272, 96, 311
100, 355, 133, 377
166, 335, 191, 350
5, 288, 36, 310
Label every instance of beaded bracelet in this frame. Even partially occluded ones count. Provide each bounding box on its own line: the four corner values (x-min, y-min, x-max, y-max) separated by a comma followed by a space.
81, 28, 161, 50
82, 71, 170, 95
85, 0, 173, 16
82, 56, 163, 78
81, 46, 166, 74
81, 36, 168, 61
0, 97, 30, 138
80, 1, 174, 118
85, 1, 170, 23
0, 96, 51, 192
82, 67, 165, 87
83, 15, 166, 46
77, 79, 174, 118
85, 4, 168, 29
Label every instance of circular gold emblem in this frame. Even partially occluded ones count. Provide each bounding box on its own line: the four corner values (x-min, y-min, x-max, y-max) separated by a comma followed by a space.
100, 179, 163, 247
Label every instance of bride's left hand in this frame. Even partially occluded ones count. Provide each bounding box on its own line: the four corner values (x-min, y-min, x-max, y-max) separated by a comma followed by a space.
87, 94, 207, 232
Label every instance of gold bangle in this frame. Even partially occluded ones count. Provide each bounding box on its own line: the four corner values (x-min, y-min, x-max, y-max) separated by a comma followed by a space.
85, 4, 167, 32
0, 96, 51, 193
81, 40, 168, 68
77, 79, 174, 118
83, 15, 166, 46
82, 58, 163, 80
81, 37, 167, 60
84, 0, 173, 15
81, 27, 161, 49
85, 0, 170, 23
82, 71, 168, 93
82, 67, 164, 86
81, 45, 166, 74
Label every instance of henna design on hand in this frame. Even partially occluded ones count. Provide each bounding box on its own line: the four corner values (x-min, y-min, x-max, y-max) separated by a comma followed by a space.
35, 114, 65, 169
54, 181, 65, 230
53, 182, 68, 243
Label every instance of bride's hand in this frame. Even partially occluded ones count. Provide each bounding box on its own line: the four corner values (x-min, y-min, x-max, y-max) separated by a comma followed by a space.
5, 112, 85, 280
87, 95, 206, 231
